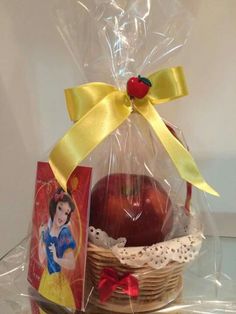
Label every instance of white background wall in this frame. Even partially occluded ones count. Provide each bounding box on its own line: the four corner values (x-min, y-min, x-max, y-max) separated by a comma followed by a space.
0, 0, 236, 257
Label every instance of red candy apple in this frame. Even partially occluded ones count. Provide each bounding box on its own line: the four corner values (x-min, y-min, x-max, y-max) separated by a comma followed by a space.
90, 173, 173, 246
127, 75, 152, 99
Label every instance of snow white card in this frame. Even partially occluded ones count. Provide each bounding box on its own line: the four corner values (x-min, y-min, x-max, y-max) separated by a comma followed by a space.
28, 161, 92, 311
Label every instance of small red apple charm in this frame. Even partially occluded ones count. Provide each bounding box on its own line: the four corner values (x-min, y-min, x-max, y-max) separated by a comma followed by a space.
127, 75, 152, 99
90, 173, 173, 247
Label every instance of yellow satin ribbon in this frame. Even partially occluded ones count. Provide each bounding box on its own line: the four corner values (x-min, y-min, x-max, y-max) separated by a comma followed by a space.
49, 66, 219, 196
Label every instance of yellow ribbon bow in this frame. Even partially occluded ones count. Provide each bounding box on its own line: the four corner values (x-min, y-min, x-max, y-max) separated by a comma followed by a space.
49, 66, 218, 196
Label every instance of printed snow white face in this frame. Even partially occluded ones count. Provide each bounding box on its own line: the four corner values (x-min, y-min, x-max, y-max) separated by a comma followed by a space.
54, 201, 72, 227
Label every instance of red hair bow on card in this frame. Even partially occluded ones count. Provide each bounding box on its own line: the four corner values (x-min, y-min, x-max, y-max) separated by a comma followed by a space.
98, 267, 139, 303
54, 190, 65, 202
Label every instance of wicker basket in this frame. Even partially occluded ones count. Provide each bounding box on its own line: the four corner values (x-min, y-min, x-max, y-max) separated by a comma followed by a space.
87, 242, 184, 313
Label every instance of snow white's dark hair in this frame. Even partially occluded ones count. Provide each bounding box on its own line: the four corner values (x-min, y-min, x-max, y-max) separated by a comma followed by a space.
49, 188, 75, 224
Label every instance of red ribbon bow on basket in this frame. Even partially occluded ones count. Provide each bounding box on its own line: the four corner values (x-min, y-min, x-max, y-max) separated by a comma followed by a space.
98, 267, 139, 303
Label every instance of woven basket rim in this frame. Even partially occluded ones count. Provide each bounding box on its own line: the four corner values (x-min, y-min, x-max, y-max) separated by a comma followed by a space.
88, 241, 185, 268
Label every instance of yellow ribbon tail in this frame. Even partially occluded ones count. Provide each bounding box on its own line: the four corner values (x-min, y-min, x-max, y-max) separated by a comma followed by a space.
49, 91, 132, 191
135, 101, 219, 197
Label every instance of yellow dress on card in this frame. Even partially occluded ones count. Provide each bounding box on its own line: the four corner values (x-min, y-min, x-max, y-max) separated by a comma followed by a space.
38, 226, 76, 309
39, 269, 75, 309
